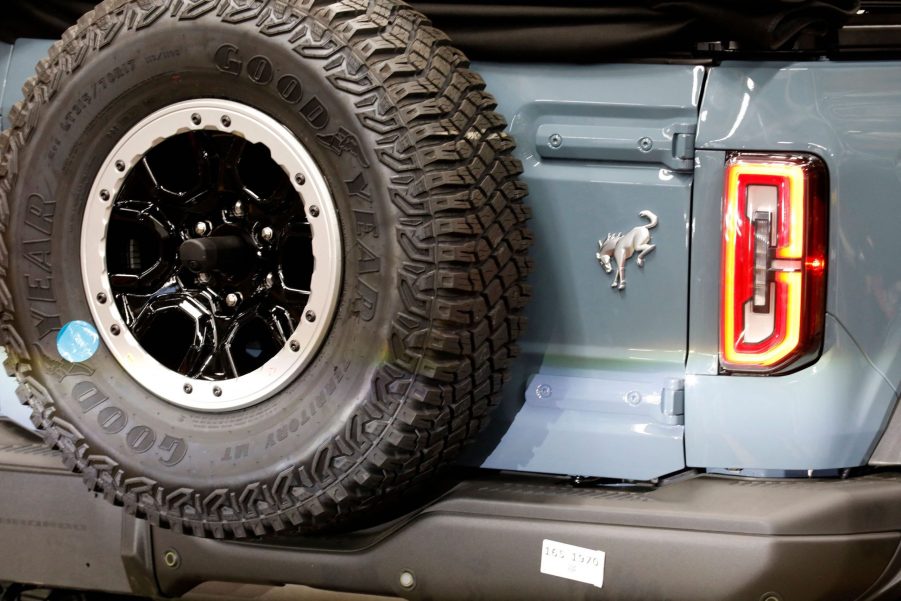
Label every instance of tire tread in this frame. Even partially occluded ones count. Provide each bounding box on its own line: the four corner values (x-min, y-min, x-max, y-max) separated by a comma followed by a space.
0, 0, 530, 539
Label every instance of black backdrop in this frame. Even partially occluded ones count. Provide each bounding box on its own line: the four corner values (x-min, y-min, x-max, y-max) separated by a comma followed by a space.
1, 1, 860, 61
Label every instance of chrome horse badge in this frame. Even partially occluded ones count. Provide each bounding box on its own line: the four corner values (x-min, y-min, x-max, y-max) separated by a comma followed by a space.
596, 211, 658, 290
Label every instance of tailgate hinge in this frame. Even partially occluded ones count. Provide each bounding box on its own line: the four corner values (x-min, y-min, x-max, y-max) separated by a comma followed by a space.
661, 378, 685, 423
535, 122, 697, 172
671, 124, 696, 168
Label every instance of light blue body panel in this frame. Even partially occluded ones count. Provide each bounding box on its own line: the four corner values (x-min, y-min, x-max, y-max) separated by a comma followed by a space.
466, 63, 703, 480
0, 41, 40, 432
0, 43, 12, 126
688, 62, 901, 470
0, 39, 53, 130
688, 315, 895, 469
0, 347, 33, 432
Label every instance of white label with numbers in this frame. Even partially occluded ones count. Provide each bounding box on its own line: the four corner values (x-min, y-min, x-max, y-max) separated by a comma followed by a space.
540, 539, 605, 588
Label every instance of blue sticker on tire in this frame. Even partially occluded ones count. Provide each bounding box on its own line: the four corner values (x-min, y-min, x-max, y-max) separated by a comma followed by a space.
56, 320, 100, 363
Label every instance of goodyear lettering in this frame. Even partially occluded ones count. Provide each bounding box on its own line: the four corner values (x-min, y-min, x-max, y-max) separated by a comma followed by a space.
71, 380, 189, 466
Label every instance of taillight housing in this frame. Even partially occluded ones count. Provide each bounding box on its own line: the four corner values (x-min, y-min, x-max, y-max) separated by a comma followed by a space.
720, 153, 827, 374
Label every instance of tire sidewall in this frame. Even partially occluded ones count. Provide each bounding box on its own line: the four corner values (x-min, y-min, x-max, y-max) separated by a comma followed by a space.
8, 16, 400, 488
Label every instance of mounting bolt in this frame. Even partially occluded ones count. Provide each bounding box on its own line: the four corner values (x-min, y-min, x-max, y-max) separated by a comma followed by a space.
305, 310, 316, 323
163, 549, 180, 569
183, 383, 193, 394
194, 222, 209, 236
225, 293, 240, 308
308, 205, 320, 218
213, 386, 222, 398
110, 324, 121, 336
625, 390, 642, 406
535, 384, 552, 399
96, 292, 108, 304
548, 133, 563, 149
221, 115, 232, 128
197, 272, 212, 285
100, 190, 111, 202
233, 201, 245, 217
191, 113, 202, 126
399, 570, 416, 590
294, 173, 306, 186
289, 340, 300, 352
638, 137, 654, 152
260, 226, 274, 242
265, 273, 275, 288
115, 160, 126, 172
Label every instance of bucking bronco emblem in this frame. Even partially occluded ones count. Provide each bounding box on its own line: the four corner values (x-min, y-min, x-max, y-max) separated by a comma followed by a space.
596, 211, 658, 290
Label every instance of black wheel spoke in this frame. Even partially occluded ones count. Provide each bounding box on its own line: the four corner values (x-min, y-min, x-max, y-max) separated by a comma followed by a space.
114, 277, 180, 327
107, 201, 180, 292
105, 129, 317, 381
130, 292, 218, 377
221, 302, 295, 376
275, 222, 314, 302
273, 277, 311, 304
218, 135, 247, 192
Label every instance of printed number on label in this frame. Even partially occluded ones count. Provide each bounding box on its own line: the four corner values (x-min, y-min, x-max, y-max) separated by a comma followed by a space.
540, 539, 605, 589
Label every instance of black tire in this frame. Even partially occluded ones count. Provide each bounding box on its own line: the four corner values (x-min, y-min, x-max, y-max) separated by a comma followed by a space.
0, 0, 530, 538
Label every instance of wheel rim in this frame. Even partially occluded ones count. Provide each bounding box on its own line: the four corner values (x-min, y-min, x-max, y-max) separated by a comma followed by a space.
81, 99, 342, 412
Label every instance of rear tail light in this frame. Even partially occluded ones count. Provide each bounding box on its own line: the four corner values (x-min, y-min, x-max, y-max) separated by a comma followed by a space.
720, 154, 827, 374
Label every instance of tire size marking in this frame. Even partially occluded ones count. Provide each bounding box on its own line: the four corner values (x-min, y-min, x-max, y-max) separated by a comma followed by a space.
72, 380, 189, 466
60, 59, 136, 133
144, 49, 181, 64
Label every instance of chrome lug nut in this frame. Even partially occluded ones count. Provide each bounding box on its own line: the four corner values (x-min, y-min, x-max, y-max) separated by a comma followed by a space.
194, 221, 209, 236
225, 293, 240, 308
233, 200, 245, 217
260, 226, 274, 242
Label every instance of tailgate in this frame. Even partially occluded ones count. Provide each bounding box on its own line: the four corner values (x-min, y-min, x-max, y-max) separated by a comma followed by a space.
466, 63, 704, 480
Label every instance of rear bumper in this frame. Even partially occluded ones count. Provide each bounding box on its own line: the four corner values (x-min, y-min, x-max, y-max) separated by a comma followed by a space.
153, 474, 901, 601
2, 422, 901, 600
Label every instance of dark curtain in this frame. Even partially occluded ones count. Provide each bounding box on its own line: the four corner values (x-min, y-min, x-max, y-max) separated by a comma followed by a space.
410, 0, 861, 60
2, 0, 860, 60
1, 0, 95, 42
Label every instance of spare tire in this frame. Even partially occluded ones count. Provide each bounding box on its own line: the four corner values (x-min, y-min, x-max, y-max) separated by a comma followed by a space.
0, 0, 530, 538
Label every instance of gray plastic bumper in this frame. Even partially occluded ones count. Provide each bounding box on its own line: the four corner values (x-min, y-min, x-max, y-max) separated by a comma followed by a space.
2, 421, 901, 600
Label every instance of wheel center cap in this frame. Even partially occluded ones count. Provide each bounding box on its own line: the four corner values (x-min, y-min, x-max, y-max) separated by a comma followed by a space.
179, 235, 247, 274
